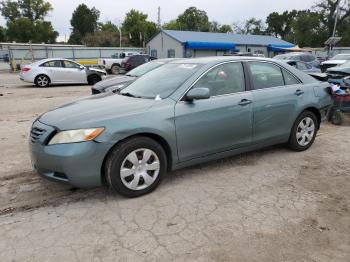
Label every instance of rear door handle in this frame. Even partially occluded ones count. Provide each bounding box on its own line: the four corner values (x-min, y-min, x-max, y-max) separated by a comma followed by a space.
295, 89, 304, 96
238, 99, 252, 106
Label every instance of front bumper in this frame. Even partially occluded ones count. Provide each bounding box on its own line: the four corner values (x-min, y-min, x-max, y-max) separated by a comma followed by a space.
29, 120, 113, 187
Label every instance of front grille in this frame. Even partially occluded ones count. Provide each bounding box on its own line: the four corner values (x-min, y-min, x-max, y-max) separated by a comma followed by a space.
30, 127, 46, 143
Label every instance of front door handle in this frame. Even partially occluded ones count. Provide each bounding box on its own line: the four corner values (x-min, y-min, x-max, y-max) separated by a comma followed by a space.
238, 99, 252, 106
295, 89, 304, 96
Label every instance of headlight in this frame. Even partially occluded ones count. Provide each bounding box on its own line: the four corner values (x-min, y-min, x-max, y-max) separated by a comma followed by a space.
48, 127, 105, 145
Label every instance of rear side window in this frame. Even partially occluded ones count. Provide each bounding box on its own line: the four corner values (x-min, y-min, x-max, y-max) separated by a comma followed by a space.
248, 62, 284, 89
41, 60, 62, 67
194, 62, 245, 96
282, 69, 300, 85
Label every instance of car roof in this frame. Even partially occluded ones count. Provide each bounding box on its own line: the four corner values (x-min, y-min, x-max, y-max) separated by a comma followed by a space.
31, 58, 77, 66
170, 56, 277, 65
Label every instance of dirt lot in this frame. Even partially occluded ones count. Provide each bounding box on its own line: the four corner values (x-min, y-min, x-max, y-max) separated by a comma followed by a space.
0, 72, 349, 262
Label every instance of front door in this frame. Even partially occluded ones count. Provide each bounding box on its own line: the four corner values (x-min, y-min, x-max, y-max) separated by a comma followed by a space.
175, 62, 253, 162
61, 60, 87, 84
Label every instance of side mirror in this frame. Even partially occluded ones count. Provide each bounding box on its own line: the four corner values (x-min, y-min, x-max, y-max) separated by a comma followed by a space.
79, 65, 85, 70
185, 88, 210, 101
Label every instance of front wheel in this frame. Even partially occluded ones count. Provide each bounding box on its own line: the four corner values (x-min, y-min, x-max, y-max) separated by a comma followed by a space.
105, 137, 167, 197
88, 75, 101, 85
288, 111, 318, 151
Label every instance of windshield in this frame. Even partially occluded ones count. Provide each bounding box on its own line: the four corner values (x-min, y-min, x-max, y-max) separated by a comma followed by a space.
120, 63, 202, 99
332, 54, 350, 60
126, 61, 164, 77
274, 55, 289, 60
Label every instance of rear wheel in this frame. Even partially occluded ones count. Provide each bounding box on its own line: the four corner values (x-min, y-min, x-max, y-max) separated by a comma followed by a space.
288, 111, 318, 151
35, 75, 50, 87
331, 110, 344, 125
105, 137, 167, 198
111, 64, 120, 75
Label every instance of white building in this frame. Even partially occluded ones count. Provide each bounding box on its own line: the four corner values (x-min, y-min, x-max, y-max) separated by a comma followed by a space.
146, 30, 295, 58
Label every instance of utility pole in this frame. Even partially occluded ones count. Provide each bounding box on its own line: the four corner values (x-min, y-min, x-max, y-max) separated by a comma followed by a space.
332, 0, 341, 37
157, 7, 161, 29
117, 27, 122, 47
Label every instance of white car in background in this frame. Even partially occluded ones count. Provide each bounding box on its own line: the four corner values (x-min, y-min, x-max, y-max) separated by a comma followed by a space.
20, 58, 107, 87
98, 51, 141, 74
320, 53, 350, 72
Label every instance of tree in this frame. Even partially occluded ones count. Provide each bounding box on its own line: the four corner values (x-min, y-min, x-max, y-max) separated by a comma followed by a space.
163, 20, 181, 30
233, 18, 266, 35
69, 4, 100, 44
0, 0, 57, 43
83, 31, 119, 47
293, 10, 328, 47
0, 26, 6, 41
176, 7, 210, 31
122, 9, 157, 47
266, 10, 297, 41
314, 0, 350, 36
98, 21, 118, 32
0, 0, 52, 21
219, 24, 232, 33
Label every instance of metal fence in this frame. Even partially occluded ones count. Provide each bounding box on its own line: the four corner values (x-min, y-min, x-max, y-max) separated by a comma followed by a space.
0, 43, 145, 70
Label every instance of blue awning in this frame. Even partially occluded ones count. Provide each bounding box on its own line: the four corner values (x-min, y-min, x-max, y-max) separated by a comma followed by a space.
268, 44, 295, 52
185, 41, 236, 50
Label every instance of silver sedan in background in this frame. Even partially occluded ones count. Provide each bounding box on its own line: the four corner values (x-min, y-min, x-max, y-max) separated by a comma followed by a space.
20, 58, 107, 87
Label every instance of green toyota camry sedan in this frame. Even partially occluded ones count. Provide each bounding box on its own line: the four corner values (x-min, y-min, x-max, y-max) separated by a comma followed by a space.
30, 57, 332, 197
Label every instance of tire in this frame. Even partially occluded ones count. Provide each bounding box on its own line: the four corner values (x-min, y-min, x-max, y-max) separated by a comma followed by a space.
35, 75, 50, 88
111, 64, 120, 75
88, 75, 101, 85
288, 110, 318, 151
105, 137, 167, 198
331, 110, 343, 125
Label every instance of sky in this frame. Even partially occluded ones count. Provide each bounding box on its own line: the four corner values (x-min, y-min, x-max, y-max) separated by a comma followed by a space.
0, 0, 316, 42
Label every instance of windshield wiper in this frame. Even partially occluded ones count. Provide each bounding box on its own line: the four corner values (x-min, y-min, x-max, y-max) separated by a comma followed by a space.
120, 92, 141, 98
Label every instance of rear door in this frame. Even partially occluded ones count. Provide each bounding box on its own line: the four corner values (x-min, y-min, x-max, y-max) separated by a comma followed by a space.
175, 62, 253, 161
40, 60, 65, 83
247, 61, 304, 143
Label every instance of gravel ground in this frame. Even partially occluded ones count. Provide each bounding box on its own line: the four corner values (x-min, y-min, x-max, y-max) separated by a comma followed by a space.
0, 73, 349, 262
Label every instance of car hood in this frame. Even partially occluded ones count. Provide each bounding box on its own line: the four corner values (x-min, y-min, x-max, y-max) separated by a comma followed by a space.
327, 66, 350, 74
39, 92, 156, 130
93, 75, 136, 91
322, 60, 346, 65
87, 67, 106, 74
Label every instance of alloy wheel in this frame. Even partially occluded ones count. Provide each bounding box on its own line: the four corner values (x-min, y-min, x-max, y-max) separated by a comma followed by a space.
37, 76, 49, 87
120, 148, 160, 191
296, 117, 315, 146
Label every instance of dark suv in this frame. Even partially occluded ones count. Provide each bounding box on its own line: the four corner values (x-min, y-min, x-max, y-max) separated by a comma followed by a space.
121, 55, 156, 72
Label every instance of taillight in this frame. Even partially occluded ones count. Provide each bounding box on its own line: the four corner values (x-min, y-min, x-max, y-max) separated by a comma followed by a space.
21, 67, 30, 72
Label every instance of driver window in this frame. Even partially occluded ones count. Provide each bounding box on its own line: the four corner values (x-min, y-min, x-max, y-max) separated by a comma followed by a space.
193, 62, 245, 97
63, 60, 80, 69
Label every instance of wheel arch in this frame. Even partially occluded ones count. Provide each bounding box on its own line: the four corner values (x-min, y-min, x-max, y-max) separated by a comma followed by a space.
87, 73, 102, 84
100, 132, 173, 185
302, 107, 321, 129
35, 74, 51, 83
